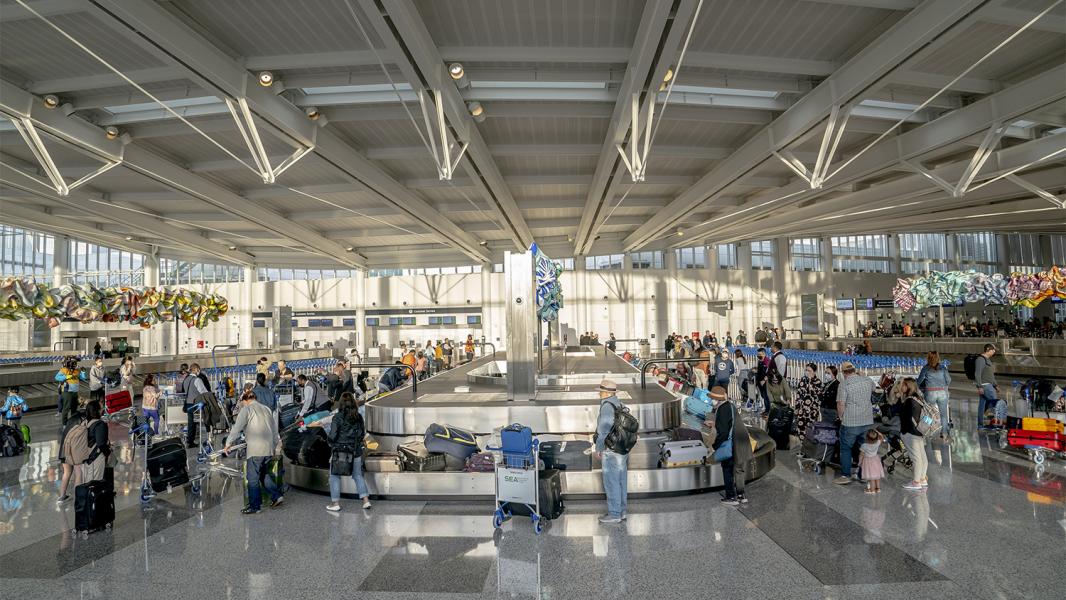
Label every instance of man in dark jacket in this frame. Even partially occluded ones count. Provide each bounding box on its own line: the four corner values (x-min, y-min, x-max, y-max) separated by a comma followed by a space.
709, 386, 751, 505
755, 348, 771, 416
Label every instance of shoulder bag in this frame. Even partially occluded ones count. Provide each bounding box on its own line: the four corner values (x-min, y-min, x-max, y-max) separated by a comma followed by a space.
712, 404, 735, 462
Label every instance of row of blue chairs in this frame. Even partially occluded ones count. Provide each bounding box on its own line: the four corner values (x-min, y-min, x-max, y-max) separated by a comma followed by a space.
0, 354, 91, 365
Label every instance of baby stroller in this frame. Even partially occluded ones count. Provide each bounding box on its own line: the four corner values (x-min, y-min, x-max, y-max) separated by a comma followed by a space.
798, 420, 839, 474
876, 415, 912, 474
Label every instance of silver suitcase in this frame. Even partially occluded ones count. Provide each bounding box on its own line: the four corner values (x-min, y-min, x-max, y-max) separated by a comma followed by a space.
658, 440, 708, 468
364, 452, 402, 473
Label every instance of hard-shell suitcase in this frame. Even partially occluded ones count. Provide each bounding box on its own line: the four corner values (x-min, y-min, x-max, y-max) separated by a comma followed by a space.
658, 440, 708, 468
673, 426, 703, 441
364, 452, 402, 473
398, 440, 446, 472
1007, 429, 1066, 452
464, 451, 495, 473
281, 428, 331, 468
278, 403, 300, 430
104, 389, 133, 414
684, 394, 712, 419
424, 423, 479, 459
539, 440, 592, 471
768, 405, 795, 450
511, 469, 564, 520
1022, 417, 1064, 434
74, 479, 115, 534
146, 437, 190, 492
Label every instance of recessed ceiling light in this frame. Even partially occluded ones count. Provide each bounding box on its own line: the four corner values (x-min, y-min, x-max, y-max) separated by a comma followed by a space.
467, 101, 484, 117
305, 106, 320, 120
228, 245, 238, 251
676, 228, 684, 236
105, 126, 119, 140
124, 236, 134, 241
448, 63, 465, 80
345, 246, 355, 252
43, 94, 59, 109
478, 240, 488, 246
258, 71, 274, 87
663, 67, 674, 83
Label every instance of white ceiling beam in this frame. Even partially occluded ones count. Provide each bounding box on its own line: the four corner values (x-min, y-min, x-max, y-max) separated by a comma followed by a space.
623, 0, 995, 251
0, 0, 88, 23
885, 70, 1000, 95
243, 50, 389, 71
88, 0, 491, 264
0, 199, 155, 256
683, 52, 839, 76
67, 85, 209, 111
801, 0, 917, 9
123, 115, 234, 140
980, 6, 1065, 34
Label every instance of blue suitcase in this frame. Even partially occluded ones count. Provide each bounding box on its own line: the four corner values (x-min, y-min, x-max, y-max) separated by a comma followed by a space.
424, 423, 479, 459
684, 395, 712, 419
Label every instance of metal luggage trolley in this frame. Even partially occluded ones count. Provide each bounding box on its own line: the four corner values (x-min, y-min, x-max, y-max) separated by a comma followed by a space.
490, 424, 544, 535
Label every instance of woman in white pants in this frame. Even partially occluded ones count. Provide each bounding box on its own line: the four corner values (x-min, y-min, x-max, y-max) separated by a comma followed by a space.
916, 351, 952, 438
897, 378, 928, 491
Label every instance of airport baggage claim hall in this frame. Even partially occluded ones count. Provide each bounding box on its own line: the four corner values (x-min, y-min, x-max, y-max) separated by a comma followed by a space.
0, 1, 1065, 599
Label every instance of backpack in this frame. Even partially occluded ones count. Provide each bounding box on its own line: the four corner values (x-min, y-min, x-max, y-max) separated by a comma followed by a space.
767, 352, 786, 385
963, 354, 978, 381
599, 401, 639, 455
7, 399, 24, 419
64, 419, 96, 464
912, 396, 942, 437
0, 425, 24, 457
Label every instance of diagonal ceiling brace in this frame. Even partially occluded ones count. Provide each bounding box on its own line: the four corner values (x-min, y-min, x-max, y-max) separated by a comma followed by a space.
771, 102, 852, 189
1005, 174, 1066, 209
6, 116, 121, 196
225, 97, 313, 184
416, 89, 468, 181
900, 120, 1013, 198
616, 93, 656, 182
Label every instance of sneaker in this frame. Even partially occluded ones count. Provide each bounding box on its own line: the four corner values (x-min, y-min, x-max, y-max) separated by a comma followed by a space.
57, 494, 70, 503
326, 503, 341, 512
902, 482, 924, 491
721, 497, 740, 506
737, 496, 749, 504
920, 480, 929, 488
621, 513, 627, 520
270, 496, 284, 509
362, 499, 372, 510
598, 515, 623, 524
833, 476, 851, 485
240, 507, 261, 515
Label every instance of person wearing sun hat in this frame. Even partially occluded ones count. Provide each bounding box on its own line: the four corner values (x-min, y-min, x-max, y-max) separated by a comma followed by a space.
594, 378, 628, 524
710, 385, 751, 506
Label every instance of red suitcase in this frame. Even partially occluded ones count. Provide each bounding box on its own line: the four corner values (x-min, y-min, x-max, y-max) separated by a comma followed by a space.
1006, 429, 1066, 453
104, 390, 133, 415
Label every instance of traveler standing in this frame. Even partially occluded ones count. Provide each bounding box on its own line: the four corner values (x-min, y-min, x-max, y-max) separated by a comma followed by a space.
755, 348, 770, 416
794, 363, 823, 440
464, 335, 476, 363
141, 374, 161, 435
594, 379, 629, 524
415, 351, 428, 381
80, 400, 111, 482
834, 361, 874, 485
434, 341, 444, 372
725, 331, 733, 348
897, 378, 929, 491
736, 330, 747, 346
734, 349, 750, 404
55, 356, 85, 425
766, 342, 791, 407
702, 330, 714, 351
56, 410, 84, 503
710, 386, 751, 505
693, 349, 710, 390
712, 349, 735, 390
119, 355, 135, 392
117, 338, 128, 359
296, 374, 325, 417
424, 341, 435, 375
916, 350, 952, 438
88, 357, 105, 404
224, 391, 283, 514
606, 333, 617, 353
664, 335, 674, 358
974, 344, 999, 429
325, 392, 372, 512
181, 363, 211, 448
443, 339, 454, 369
92, 341, 102, 358
251, 373, 276, 411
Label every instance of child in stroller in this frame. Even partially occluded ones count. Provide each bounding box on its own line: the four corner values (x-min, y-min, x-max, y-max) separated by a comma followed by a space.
875, 393, 912, 474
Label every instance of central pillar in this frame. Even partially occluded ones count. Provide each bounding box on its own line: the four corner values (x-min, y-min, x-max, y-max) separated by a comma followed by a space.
505, 250, 536, 401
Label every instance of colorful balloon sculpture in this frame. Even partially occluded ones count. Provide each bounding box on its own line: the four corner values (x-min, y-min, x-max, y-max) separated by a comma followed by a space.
0, 276, 229, 329
893, 267, 1065, 310
531, 243, 564, 322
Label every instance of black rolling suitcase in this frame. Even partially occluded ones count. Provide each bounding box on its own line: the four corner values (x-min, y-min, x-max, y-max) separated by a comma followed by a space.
511, 469, 564, 520
282, 428, 332, 468
767, 404, 795, 451
398, 440, 446, 472
278, 403, 300, 431
147, 438, 190, 492
539, 440, 592, 471
74, 479, 115, 534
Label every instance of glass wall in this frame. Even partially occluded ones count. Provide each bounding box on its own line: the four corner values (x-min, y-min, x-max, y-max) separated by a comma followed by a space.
716, 244, 737, 269
585, 254, 624, 270
630, 251, 663, 269
830, 234, 890, 273
957, 232, 998, 271
790, 237, 822, 271
68, 241, 144, 286
675, 246, 706, 269
366, 266, 480, 278
899, 233, 949, 274
750, 240, 774, 270
0, 224, 54, 277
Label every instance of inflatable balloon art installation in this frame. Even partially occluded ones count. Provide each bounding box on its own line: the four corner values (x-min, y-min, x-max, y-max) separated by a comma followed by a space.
0, 276, 229, 329
531, 242, 564, 322
893, 267, 1065, 311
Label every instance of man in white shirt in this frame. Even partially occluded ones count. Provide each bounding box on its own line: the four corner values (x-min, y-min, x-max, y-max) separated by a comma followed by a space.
296, 374, 322, 417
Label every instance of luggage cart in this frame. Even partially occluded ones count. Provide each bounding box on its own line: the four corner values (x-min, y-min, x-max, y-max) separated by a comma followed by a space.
490, 432, 543, 535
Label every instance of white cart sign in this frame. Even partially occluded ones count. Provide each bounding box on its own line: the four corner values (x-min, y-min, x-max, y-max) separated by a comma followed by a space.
496, 466, 537, 504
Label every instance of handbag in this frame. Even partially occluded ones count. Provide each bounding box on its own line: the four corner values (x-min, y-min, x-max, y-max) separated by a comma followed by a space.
330, 449, 354, 476
712, 404, 735, 462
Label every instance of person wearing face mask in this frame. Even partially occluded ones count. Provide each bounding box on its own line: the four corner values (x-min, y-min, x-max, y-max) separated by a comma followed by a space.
709, 386, 751, 506
794, 363, 823, 440
820, 365, 840, 423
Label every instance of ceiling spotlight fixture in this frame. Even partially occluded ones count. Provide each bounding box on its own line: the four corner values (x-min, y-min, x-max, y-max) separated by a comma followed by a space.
566, 235, 574, 243
448, 63, 465, 80
124, 236, 134, 241
228, 245, 238, 251
676, 228, 684, 237
258, 71, 274, 87
663, 67, 674, 83
43, 94, 59, 109
305, 106, 320, 121
467, 101, 485, 122
478, 240, 488, 246
104, 126, 119, 140
345, 246, 355, 252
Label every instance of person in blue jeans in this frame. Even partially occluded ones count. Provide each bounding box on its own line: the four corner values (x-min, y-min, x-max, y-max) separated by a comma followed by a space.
594, 379, 628, 524
324, 392, 371, 511
973, 344, 999, 429
917, 350, 952, 438
224, 391, 283, 514
834, 361, 874, 485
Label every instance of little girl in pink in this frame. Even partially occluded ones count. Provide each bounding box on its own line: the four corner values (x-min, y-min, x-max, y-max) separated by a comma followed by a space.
859, 429, 885, 494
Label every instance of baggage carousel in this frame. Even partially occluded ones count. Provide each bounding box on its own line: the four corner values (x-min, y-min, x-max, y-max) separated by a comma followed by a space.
286, 349, 777, 499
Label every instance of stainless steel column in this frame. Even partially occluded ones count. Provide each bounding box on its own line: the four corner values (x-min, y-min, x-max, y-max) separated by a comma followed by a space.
505, 250, 536, 400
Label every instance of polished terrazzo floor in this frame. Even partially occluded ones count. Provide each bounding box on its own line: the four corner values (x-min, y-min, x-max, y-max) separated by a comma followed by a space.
1, 383, 1063, 600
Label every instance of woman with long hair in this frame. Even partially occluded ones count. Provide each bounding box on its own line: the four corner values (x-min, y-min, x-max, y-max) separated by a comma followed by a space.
794, 362, 823, 439
141, 374, 161, 435
325, 392, 371, 511
897, 377, 929, 491
916, 350, 952, 439
820, 365, 840, 423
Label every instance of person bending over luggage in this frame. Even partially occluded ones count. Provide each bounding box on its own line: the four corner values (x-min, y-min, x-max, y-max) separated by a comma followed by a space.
325, 392, 371, 512
594, 379, 628, 524
80, 401, 111, 483
181, 363, 211, 448
251, 373, 276, 411
711, 386, 751, 506
377, 362, 405, 394
140, 375, 161, 435
297, 374, 326, 418
224, 390, 283, 514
